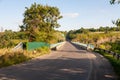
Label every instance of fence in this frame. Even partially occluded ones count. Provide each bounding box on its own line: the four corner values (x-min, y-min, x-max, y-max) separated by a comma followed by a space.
12, 42, 23, 51
12, 41, 65, 51
72, 42, 120, 60
94, 48, 120, 60
72, 42, 95, 50
50, 42, 65, 50
27, 42, 50, 51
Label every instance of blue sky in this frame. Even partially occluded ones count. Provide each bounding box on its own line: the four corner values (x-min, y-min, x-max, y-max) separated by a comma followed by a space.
0, 0, 120, 31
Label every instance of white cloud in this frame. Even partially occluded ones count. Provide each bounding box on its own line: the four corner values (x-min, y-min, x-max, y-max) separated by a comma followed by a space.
14, 20, 23, 25
62, 13, 79, 18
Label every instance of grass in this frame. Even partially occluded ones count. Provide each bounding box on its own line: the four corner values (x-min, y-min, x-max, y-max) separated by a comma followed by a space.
95, 50, 120, 80
0, 47, 50, 68
0, 51, 29, 68
0, 48, 8, 56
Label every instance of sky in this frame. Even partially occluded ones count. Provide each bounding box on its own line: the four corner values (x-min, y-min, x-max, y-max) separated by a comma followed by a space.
0, 0, 120, 31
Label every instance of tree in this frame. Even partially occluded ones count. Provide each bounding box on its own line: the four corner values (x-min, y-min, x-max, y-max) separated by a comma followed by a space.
105, 26, 110, 33
0, 30, 14, 48
112, 19, 120, 31
110, 0, 120, 4
110, 0, 120, 31
22, 3, 62, 42
89, 28, 96, 32
99, 27, 105, 32
77, 27, 89, 34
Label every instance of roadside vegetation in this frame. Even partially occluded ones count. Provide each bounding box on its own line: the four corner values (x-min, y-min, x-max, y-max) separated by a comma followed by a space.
0, 47, 50, 68
67, 26, 120, 79
94, 49, 120, 80
67, 27, 120, 47
0, 3, 65, 49
0, 3, 65, 68
99, 41, 120, 54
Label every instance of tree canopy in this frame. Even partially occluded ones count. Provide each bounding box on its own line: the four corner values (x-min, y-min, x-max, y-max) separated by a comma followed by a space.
112, 19, 120, 31
110, 0, 120, 28
110, 0, 120, 4
21, 3, 62, 42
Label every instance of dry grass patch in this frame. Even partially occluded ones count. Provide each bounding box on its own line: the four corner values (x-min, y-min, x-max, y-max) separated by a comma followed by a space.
0, 47, 50, 68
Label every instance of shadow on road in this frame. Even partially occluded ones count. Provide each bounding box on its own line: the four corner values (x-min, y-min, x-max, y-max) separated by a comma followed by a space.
0, 41, 116, 80
0, 56, 115, 80
0, 57, 91, 80
57, 50, 87, 53
71, 42, 87, 50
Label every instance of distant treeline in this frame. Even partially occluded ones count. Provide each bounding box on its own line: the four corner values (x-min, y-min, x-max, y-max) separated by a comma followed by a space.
69, 26, 119, 34
67, 26, 120, 48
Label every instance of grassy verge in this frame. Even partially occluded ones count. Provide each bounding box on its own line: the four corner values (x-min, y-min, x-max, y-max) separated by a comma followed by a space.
0, 47, 50, 68
94, 50, 120, 80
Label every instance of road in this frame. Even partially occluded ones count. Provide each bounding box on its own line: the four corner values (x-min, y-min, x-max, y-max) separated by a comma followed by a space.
0, 41, 117, 80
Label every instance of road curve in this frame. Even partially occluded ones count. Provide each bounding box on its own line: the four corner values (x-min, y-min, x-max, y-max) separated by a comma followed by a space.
0, 41, 117, 80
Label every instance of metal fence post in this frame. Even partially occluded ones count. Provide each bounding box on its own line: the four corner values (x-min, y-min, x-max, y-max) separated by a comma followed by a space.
113, 53, 116, 58
117, 54, 120, 60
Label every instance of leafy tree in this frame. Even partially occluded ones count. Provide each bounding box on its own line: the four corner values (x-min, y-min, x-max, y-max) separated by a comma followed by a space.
19, 25, 25, 32
89, 28, 96, 32
105, 26, 110, 33
109, 27, 117, 31
110, 0, 120, 4
110, 0, 120, 31
22, 3, 62, 42
75, 27, 89, 34
0, 30, 14, 48
99, 26, 105, 32
112, 19, 120, 31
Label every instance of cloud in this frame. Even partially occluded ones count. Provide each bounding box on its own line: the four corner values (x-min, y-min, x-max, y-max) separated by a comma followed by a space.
62, 13, 79, 18
14, 20, 23, 25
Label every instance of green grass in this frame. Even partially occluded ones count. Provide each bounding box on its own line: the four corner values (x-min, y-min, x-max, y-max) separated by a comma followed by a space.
95, 50, 120, 80
0, 47, 50, 68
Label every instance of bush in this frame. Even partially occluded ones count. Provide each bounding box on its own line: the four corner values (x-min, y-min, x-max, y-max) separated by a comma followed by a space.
0, 47, 50, 68
36, 47, 50, 54
0, 51, 30, 68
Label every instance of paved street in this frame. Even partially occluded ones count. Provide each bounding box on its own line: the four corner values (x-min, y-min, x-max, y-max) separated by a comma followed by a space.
0, 41, 116, 80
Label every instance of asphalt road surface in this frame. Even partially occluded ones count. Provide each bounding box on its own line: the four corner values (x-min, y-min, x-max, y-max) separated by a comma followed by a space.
0, 41, 117, 80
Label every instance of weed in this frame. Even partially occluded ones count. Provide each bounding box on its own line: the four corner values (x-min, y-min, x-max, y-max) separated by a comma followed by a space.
0, 47, 50, 68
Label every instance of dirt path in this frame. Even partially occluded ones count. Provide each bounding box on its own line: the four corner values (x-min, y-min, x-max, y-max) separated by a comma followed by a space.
0, 41, 117, 80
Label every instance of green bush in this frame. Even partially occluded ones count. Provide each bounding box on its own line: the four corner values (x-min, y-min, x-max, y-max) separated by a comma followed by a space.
36, 47, 50, 54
